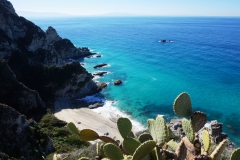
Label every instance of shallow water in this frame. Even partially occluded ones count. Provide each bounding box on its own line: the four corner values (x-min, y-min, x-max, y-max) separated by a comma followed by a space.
32, 17, 240, 146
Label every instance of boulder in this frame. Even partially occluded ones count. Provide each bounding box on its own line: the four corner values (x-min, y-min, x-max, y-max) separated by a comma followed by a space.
88, 102, 104, 109
114, 80, 122, 85
93, 71, 108, 76
93, 64, 107, 68
97, 82, 107, 90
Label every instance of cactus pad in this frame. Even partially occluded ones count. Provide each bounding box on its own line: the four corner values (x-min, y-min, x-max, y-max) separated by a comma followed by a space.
182, 118, 195, 143
173, 92, 193, 117
191, 111, 207, 132
167, 139, 179, 151
138, 133, 153, 143
117, 117, 132, 138
132, 140, 156, 160
147, 119, 157, 141
155, 116, 168, 146
230, 148, 240, 160
79, 129, 99, 141
210, 139, 228, 160
103, 143, 124, 160
128, 131, 135, 138
67, 122, 79, 135
202, 130, 211, 152
123, 137, 141, 155
99, 136, 119, 146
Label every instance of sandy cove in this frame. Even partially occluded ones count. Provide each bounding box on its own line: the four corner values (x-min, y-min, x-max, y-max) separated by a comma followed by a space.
54, 99, 123, 141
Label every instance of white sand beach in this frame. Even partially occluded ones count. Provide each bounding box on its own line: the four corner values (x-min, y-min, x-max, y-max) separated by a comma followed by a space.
54, 98, 145, 142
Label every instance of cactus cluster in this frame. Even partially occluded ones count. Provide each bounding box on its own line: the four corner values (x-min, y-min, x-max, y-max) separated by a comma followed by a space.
63, 92, 239, 160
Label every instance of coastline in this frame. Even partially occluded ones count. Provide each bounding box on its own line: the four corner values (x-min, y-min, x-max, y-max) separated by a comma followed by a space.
54, 97, 145, 142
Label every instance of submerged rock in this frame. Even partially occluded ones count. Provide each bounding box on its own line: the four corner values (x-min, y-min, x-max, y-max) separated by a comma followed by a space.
93, 63, 108, 68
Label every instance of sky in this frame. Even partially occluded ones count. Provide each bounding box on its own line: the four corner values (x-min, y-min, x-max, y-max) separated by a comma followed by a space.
9, 0, 240, 17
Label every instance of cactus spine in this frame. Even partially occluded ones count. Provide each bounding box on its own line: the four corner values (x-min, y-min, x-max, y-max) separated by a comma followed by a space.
173, 92, 193, 118
230, 148, 240, 160
117, 117, 132, 138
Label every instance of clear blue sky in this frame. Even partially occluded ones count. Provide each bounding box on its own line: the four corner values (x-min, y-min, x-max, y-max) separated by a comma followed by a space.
9, 0, 240, 16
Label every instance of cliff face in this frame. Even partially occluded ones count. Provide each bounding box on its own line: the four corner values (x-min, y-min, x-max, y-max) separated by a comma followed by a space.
0, 0, 101, 102
0, 58, 45, 117
0, 0, 105, 159
0, 103, 53, 160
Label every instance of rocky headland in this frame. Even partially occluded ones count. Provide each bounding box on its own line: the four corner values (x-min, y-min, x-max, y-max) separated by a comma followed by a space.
0, 0, 106, 159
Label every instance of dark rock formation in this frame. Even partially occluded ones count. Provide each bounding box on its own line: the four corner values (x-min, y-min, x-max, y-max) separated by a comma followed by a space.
0, 0, 104, 101
97, 82, 108, 90
114, 80, 122, 85
205, 120, 228, 144
93, 71, 108, 76
0, 58, 45, 117
93, 63, 108, 68
0, 103, 54, 159
0, 1, 107, 158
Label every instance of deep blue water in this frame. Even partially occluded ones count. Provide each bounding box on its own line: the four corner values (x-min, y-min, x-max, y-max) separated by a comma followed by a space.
31, 17, 240, 146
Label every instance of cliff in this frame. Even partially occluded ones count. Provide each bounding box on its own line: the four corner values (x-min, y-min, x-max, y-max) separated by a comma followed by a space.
0, 0, 105, 159
0, 103, 54, 159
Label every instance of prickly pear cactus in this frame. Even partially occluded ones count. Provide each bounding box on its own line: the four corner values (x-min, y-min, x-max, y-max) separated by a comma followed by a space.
103, 143, 124, 160
191, 111, 207, 132
182, 118, 195, 143
173, 92, 193, 118
67, 122, 79, 135
167, 139, 179, 151
79, 129, 99, 141
202, 130, 211, 152
210, 139, 228, 160
138, 133, 153, 143
123, 137, 141, 155
132, 140, 156, 160
147, 119, 157, 141
117, 117, 132, 138
230, 148, 240, 160
99, 136, 118, 146
155, 116, 168, 146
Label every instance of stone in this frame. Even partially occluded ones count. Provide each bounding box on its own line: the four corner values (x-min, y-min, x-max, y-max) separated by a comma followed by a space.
114, 80, 122, 85
88, 102, 104, 109
97, 82, 108, 90
93, 71, 108, 76
93, 64, 108, 68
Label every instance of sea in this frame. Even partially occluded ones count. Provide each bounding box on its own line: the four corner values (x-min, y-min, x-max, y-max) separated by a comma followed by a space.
30, 16, 240, 146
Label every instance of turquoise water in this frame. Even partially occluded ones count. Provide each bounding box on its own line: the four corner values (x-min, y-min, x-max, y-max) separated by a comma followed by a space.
32, 17, 240, 146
